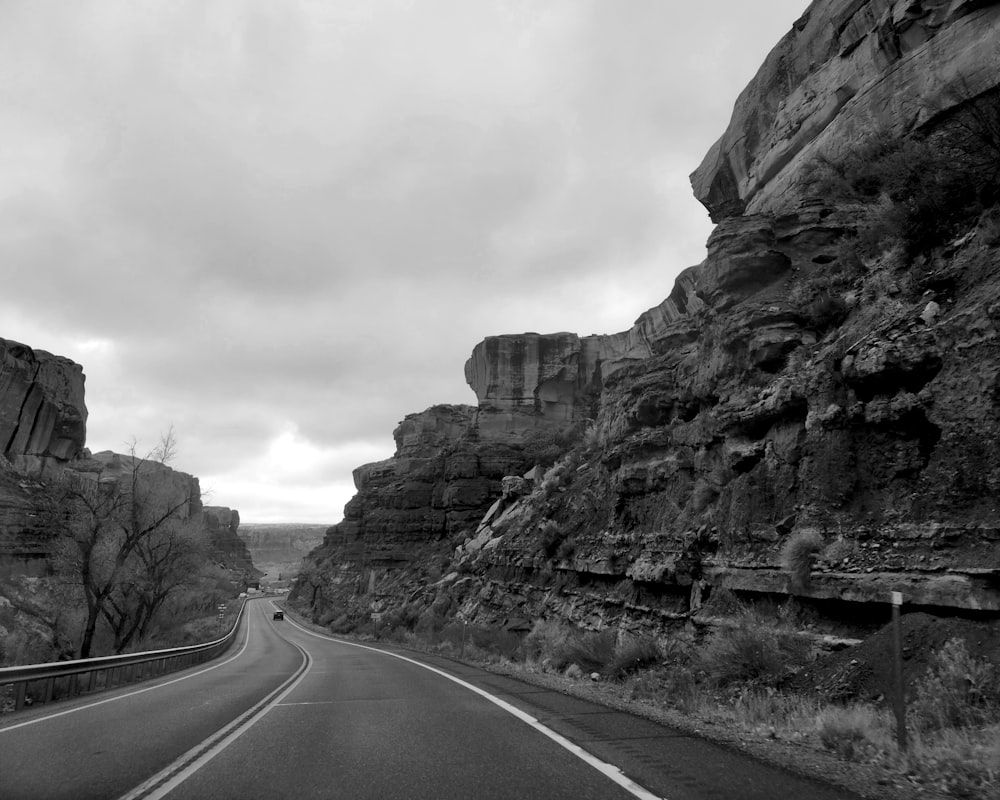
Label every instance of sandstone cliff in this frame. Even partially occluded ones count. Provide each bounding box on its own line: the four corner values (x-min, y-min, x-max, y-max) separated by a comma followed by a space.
202, 506, 259, 578
0, 339, 88, 577
0, 340, 258, 662
690, 0, 1000, 220
0, 337, 87, 475
293, 0, 1000, 641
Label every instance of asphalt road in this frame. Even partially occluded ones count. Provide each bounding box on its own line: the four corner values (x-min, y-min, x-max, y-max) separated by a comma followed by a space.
0, 601, 860, 800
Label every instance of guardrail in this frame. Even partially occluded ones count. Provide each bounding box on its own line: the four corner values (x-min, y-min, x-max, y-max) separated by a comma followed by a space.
0, 598, 248, 715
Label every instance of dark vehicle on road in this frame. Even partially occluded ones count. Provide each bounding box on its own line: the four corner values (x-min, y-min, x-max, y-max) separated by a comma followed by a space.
273, 610, 284, 620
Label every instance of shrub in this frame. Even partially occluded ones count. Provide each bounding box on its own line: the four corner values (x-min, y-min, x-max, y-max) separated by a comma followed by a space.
697, 609, 809, 687
414, 609, 446, 640
477, 628, 523, 661
805, 291, 849, 333
780, 530, 824, 593
551, 628, 617, 674
816, 704, 885, 760
326, 613, 355, 633
524, 618, 572, 663
904, 726, 1000, 798
910, 638, 1000, 731
538, 519, 566, 557
804, 124, 997, 258
555, 536, 577, 561
610, 635, 660, 678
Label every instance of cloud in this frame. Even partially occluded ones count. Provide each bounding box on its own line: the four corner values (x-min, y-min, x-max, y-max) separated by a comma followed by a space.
0, 0, 807, 522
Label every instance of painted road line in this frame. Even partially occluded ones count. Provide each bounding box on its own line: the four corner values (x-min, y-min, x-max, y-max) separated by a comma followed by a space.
117, 640, 312, 800
0, 607, 256, 734
282, 613, 667, 800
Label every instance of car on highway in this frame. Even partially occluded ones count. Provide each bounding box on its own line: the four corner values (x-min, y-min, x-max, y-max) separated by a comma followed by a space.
272, 610, 284, 620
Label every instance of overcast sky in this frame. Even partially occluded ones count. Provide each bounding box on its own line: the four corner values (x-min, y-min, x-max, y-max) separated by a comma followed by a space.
2, 0, 806, 523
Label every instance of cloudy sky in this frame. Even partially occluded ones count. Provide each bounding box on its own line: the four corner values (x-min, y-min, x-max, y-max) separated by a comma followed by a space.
2, 0, 806, 523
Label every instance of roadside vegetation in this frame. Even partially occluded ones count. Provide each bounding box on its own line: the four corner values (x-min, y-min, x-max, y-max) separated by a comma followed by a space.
321, 600, 1000, 799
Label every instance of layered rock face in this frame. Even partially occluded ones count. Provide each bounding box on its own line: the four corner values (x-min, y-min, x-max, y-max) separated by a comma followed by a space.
293, 0, 1000, 637
238, 523, 327, 574
203, 506, 258, 577
0, 337, 87, 474
0, 339, 88, 575
691, 0, 1000, 221
464, 268, 708, 436
0, 341, 256, 581
327, 405, 528, 570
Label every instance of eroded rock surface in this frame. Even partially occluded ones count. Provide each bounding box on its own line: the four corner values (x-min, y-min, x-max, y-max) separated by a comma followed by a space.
293, 1, 1000, 640
691, 0, 1000, 221
0, 338, 87, 474
203, 505, 258, 576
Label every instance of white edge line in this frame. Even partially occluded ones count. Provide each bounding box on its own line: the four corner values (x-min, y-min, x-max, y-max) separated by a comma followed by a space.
282, 613, 666, 800
117, 640, 312, 800
0, 611, 254, 733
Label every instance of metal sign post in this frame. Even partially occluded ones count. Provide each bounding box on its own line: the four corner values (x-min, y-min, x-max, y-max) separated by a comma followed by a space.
891, 591, 907, 751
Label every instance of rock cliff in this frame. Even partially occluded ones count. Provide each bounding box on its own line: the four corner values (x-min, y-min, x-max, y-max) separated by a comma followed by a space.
691, 0, 1000, 220
203, 506, 258, 577
0, 342, 256, 582
292, 0, 1000, 640
0, 337, 87, 475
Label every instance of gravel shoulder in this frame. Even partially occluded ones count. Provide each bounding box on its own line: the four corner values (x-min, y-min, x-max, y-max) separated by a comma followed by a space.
482, 663, 944, 800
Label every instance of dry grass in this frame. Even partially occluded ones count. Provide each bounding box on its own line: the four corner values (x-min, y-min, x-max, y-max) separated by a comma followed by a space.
610, 635, 660, 678
909, 638, 1000, 731
816, 704, 891, 760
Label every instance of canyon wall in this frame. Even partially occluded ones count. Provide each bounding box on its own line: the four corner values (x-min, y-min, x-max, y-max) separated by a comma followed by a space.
293, 0, 1000, 639
203, 506, 259, 578
691, 0, 1000, 220
0, 340, 256, 581
0, 337, 87, 475
238, 523, 327, 581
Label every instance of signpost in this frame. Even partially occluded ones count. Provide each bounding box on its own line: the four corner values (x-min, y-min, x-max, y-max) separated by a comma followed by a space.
217, 603, 227, 635
890, 591, 907, 751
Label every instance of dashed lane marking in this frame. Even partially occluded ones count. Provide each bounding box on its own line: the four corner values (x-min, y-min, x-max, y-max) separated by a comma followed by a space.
116, 638, 311, 800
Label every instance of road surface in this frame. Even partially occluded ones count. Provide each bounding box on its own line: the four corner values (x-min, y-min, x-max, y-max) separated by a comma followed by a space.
0, 600, 858, 799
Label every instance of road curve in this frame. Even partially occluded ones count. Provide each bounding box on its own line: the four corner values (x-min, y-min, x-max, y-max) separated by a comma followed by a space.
1, 602, 860, 800
0, 600, 304, 800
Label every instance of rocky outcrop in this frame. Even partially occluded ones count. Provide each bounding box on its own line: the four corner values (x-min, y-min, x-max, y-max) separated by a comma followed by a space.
0, 341, 256, 581
691, 0, 1000, 221
331, 405, 529, 569
203, 506, 258, 577
292, 0, 1000, 639
85, 450, 204, 518
464, 270, 709, 437
0, 338, 87, 475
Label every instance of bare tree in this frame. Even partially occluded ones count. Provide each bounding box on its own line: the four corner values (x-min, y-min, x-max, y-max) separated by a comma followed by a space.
49, 431, 204, 657
99, 519, 204, 652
